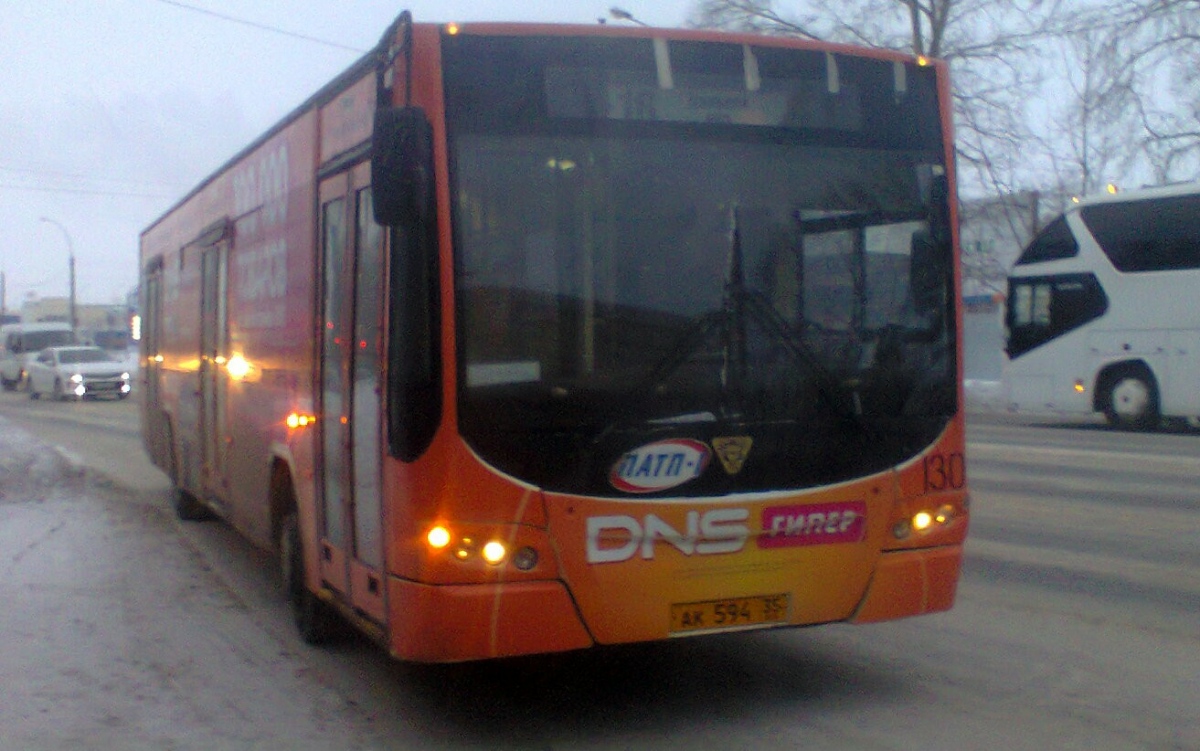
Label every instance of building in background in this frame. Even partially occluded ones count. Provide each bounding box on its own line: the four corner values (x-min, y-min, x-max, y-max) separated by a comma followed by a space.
19, 296, 130, 350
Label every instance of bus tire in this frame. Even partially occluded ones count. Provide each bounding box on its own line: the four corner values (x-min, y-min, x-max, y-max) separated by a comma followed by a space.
280, 513, 337, 645
173, 487, 212, 521
1102, 366, 1160, 431
168, 436, 213, 521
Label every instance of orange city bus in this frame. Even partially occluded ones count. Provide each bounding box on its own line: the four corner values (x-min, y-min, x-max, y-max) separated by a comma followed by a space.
139, 12, 968, 663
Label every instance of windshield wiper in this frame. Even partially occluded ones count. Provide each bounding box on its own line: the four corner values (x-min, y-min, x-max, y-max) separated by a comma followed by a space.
724, 205, 871, 426
590, 205, 870, 447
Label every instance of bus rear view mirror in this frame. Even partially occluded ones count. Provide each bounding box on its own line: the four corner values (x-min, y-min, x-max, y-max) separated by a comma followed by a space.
372, 106, 434, 226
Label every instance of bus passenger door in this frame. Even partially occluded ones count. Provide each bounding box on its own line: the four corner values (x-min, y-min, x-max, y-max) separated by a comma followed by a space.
317, 168, 387, 624
140, 260, 169, 470
348, 164, 387, 622
199, 241, 230, 503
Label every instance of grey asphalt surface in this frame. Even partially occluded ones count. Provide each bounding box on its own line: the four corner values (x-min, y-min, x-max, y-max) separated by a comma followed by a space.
0, 388, 1196, 750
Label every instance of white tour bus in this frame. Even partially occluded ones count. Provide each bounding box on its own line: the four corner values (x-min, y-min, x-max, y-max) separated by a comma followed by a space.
1004, 181, 1200, 429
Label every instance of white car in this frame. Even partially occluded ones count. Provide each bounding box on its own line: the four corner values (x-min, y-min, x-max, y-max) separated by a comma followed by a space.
27, 346, 132, 401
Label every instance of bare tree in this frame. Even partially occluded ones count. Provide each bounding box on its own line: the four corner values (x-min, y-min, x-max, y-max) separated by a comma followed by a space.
688, 0, 1076, 295
1094, 0, 1200, 183
1040, 30, 1141, 198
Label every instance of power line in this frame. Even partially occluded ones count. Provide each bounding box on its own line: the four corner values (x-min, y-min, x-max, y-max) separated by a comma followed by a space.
150, 0, 367, 53
0, 164, 180, 192
0, 183, 174, 199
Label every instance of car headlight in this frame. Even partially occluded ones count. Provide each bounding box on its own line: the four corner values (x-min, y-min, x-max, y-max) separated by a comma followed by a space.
70, 374, 84, 384
120, 372, 130, 381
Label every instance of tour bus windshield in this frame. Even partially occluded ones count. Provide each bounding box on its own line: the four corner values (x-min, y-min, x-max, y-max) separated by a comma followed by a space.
444, 33, 956, 496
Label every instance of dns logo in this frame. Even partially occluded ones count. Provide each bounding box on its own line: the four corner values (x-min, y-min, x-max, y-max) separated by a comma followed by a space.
586, 509, 750, 564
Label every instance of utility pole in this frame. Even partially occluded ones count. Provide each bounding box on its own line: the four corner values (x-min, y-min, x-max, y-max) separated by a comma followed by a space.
39, 217, 76, 331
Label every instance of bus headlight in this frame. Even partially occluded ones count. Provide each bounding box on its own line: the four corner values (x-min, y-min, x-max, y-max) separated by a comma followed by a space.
424, 525, 523, 568
481, 541, 507, 565
893, 504, 956, 539
426, 526, 451, 549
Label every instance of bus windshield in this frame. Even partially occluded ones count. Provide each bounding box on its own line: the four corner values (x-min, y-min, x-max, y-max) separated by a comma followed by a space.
445, 34, 956, 496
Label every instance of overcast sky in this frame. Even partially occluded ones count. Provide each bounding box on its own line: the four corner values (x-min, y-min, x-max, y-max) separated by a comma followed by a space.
0, 1, 694, 312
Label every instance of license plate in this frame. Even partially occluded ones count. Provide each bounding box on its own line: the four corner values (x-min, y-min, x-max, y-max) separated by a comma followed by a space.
669, 594, 790, 634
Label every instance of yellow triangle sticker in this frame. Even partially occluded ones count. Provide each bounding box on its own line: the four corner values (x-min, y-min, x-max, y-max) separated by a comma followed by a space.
712, 436, 753, 475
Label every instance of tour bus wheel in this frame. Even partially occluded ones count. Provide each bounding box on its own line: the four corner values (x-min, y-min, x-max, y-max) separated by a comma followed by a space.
1103, 368, 1160, 431
280, 513, 337, 645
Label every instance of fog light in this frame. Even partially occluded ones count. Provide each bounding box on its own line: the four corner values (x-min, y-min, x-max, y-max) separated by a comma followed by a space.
481, 541, 507, 565
426, 526, 451, 549
512, 546, 539, 571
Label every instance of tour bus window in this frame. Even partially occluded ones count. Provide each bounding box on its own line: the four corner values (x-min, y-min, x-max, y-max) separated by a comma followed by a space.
1014, 216, 1078, 265
1082, 194, 1200, 272
1007, 273, 1108, 358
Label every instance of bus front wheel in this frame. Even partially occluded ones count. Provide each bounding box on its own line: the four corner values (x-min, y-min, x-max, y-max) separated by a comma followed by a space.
280, 513, 337, 645
1103, 368, 1160, 431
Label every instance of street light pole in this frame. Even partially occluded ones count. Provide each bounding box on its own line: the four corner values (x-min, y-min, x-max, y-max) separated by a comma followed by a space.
39, 217, 76, 331
609, 7, 650, 26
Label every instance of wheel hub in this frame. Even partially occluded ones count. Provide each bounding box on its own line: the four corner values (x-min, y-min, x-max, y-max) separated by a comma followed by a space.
1111, 378, 1150, 418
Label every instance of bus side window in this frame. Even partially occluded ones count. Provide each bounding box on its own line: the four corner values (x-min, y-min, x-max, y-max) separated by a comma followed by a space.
1011, 283, 1032, 326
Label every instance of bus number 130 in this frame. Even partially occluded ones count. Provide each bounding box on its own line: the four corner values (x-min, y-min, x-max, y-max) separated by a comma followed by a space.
923, 452, 966, 492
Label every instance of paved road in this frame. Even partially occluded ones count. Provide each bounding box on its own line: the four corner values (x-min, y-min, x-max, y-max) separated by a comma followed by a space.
0, 391, 1196, 750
